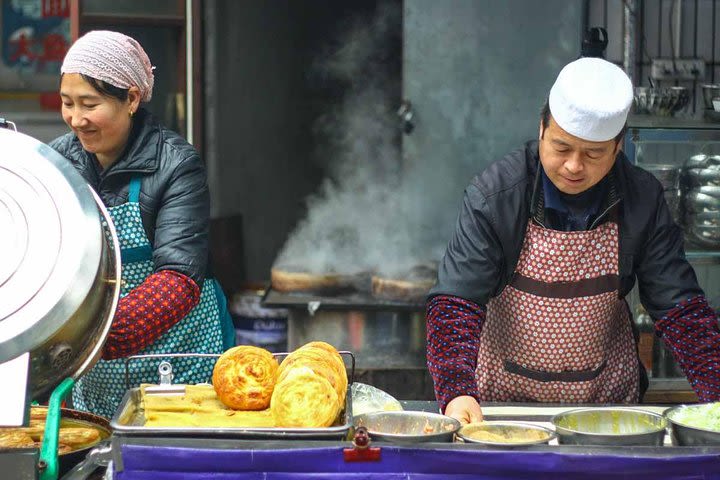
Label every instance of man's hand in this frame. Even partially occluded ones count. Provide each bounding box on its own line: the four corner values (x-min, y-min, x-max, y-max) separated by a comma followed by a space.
444, 395, 483, 424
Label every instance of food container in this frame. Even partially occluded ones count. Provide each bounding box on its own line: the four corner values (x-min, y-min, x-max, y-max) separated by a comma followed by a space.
112, 383, 354, 441
551, 407, 667, 446
353, 411, 461, 444
665, 403, 720, 446
231, 290, 288, 353
457, 421, 555, 447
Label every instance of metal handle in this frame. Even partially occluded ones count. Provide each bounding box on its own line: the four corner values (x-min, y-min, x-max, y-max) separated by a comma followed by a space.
397, 100, 414, 134
0, 118, 17, 131
59, 442, 112, 480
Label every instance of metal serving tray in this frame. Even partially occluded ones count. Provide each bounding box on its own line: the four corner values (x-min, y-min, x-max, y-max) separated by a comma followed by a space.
109, 352, 355, 441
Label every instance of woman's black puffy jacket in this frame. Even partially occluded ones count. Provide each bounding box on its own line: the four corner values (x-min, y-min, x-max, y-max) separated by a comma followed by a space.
49, 108, 210, 286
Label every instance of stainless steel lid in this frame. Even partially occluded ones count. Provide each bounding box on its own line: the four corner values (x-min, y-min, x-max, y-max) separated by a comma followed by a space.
0, 128, 105, 364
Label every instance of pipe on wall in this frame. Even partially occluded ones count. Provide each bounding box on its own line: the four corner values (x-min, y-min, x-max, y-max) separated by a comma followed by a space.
623, 0, 638, 85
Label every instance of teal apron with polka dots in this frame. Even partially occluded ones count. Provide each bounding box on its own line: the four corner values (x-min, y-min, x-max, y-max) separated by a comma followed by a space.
72, 177, 235, 419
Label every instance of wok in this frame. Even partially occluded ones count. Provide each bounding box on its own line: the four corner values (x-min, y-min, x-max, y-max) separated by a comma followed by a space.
0, 406, 111, 478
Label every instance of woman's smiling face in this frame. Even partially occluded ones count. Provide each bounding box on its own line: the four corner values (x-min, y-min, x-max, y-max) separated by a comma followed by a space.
60, 73, 138, 167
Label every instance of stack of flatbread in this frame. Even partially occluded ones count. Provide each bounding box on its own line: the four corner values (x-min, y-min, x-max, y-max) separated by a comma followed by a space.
141, 342, 348, 429
271, 341, 348, 427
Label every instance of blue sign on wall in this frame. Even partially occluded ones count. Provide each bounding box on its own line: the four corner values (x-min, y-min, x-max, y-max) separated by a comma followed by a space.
2, 0, 70, 75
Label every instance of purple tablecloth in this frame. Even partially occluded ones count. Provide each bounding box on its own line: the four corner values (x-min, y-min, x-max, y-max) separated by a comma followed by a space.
114, 444, 720, 480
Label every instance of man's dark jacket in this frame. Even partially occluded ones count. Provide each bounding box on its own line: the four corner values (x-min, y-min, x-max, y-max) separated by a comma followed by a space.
430, 140, 703, 321
49, 108, 210, 286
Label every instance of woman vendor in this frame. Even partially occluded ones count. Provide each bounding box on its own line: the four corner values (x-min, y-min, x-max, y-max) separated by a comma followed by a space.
50, 30, 235, 418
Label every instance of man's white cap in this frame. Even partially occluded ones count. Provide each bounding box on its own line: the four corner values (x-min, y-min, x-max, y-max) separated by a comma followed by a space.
548, 57, 633, 142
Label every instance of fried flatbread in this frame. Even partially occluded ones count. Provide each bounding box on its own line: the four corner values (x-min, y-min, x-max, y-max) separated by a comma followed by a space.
212, 345, 279, 410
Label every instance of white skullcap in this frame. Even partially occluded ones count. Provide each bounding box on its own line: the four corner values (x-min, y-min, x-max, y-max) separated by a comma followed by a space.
548, 57, 633, 142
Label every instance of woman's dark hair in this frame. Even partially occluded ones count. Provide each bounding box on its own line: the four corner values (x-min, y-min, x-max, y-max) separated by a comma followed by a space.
60, 73, 129, 101
540, 99, 627, 145
80, 74, 129, 101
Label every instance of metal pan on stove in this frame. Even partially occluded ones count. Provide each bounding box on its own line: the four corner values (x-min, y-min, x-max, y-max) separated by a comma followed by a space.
0, 406, 111, 477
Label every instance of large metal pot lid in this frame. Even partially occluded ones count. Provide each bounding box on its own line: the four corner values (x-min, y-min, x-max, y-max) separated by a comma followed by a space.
0, 128, 104, 363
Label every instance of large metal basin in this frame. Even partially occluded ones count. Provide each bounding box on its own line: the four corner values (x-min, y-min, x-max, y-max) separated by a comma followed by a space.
354, 410, 460, 443
551, 407, 667, 446
665, 403, 720, 446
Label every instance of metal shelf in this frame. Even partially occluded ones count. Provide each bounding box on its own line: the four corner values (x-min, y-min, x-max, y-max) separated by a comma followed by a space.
628, 114, 720, 130
686, 251, 720, 263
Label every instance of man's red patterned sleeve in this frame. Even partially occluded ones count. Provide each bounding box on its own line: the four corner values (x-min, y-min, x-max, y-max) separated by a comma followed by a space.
101, 270, 201, 360
655, 295, 720, 401
426, 294, 485, 411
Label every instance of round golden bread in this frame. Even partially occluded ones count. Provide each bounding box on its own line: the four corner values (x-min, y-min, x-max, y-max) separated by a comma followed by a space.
212, 345, 279, 410
277, 358, 343, 410
271, 366, 339, 427
278, 343, 347, 406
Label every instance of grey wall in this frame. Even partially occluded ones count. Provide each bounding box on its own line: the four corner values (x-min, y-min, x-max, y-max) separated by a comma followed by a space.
205, 1, 381, 285
402, 0, 584, 241
206, 1, 323, 284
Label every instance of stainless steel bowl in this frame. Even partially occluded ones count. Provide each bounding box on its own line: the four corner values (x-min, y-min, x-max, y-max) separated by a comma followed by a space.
551, 407, 667, 446
635, 86, 690, 116
691, 212, 720, 227
354, 411, 461, 443
688, 225, 720, 245
686, 191, 720, 212
665, 403, 720, 446
457, 421, 556, 447
697, 185, 720, 198
685, 166, 720, 187
685, 154, 710, 169
702, 84, 720, 110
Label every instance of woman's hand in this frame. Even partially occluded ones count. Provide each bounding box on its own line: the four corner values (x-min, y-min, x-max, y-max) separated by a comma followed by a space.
444, 395, 483, 424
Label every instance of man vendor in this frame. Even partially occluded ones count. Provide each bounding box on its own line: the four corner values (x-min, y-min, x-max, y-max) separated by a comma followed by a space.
427, 57, 720, 423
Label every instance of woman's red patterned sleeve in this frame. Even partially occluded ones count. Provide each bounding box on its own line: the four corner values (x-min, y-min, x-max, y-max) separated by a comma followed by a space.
101, 270, 201, 360
655, 295, 720, 401
426, 294, 485, 411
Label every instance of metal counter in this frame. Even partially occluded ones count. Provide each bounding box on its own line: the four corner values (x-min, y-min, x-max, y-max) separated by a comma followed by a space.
105, 401, 720, 479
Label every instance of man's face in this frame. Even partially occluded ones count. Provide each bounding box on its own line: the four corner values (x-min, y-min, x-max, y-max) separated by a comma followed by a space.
538, 116, 620, 194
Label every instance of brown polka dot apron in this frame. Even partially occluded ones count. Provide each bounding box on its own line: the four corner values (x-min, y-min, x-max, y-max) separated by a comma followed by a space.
476, 219, 639, 403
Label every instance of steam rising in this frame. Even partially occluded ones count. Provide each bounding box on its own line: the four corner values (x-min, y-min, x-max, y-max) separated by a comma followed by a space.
274, 3, 448, 278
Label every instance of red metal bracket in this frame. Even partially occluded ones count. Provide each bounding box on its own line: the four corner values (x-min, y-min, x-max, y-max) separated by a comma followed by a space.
343, 426, 381, 462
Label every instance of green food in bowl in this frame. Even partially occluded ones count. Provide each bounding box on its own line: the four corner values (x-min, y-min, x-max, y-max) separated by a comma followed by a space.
554, 409, 660, 434
669, 402, 720, 431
